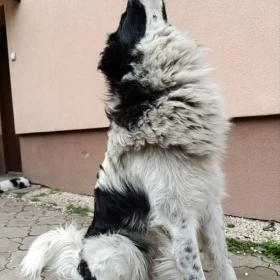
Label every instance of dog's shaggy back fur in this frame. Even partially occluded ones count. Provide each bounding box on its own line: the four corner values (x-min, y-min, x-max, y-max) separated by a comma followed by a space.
106, 25, 229, 157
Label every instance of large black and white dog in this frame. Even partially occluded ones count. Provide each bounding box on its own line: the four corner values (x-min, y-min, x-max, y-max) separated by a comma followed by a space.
21, 1, 237, 280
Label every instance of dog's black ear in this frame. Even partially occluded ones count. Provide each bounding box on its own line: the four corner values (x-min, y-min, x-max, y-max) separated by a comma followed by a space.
98, 34, 134, 82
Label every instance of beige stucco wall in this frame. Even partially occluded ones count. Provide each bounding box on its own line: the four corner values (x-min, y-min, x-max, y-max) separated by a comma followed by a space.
20, 129, 107, 195
1, 0, 279, 134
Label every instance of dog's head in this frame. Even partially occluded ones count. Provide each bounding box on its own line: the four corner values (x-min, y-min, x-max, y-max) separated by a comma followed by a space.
98, 0, 171, 129
98, 0, 168, 83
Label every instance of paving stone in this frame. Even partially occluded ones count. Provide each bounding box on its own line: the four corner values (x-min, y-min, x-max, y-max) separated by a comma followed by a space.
29, 224, 56, 236
75, 223, 89, 231
5, 200, 29, 206
23, 205, 44, 212
1, 206, 23, 213
19, 235, 40, 251
0, 238, 19, 253
6, 250, 27, 269
43, 210, 63, 217
66, 216, 91, 224
1, 197, 280, 280
0, 226, 30, 239
8, 219, 36, 227
10, 238, 23, 243
205, 267, 280, 280
0, 219, 9, 227
42, 271, 60, 279
0, 212, 16, 219
16, 210, 45, 219
0, 253, 10, 270
230, 253, 269, 269
236, 267, 280, 279
0, 268, 31, 280
263, 259, 280, 276
37, 216, 66, 225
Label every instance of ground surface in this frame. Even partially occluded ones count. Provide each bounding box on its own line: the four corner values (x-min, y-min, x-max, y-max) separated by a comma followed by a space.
0, 197, 279, 280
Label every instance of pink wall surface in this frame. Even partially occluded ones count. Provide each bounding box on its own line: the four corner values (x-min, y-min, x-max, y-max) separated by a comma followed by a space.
1, 0, 280, 134
20, 129, 108, 195
168, 0, 280, 118
19, 117, 280, 221
224, 116, 280, 221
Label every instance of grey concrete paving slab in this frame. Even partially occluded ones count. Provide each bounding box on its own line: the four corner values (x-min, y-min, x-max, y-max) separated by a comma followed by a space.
0, 226, 30, 239
0, 196, 279, 280
0, 238, 20, 253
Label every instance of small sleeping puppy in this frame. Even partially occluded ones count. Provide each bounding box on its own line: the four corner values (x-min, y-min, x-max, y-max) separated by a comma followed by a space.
0, 177, 31, 193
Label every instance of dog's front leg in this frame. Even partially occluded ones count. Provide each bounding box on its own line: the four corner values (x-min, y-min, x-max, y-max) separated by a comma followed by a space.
168, 220, 206, 280
201, 203, 237, 280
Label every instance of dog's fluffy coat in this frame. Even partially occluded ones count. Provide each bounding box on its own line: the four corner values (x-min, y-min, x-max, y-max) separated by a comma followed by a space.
21, 1, 237, 280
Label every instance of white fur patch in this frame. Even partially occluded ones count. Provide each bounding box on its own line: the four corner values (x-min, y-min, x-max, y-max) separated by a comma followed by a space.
21, 224, 84, 280
0, 180, 14, 192
82, 234, 148, 280
139, 0, 166, 31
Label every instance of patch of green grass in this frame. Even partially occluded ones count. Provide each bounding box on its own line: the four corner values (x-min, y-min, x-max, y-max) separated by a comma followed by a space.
66, 204, 90, 216
33, 192, 49, 198
33, 189, 59, 198
31, 197, 40, 202
49, 189, 59, 195
227, 238, 280, 264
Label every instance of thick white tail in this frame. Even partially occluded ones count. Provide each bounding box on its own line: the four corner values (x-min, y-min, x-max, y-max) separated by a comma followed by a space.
21, 224, 84, 280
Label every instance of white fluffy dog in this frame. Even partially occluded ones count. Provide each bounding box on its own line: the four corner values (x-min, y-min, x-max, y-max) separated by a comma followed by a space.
21, 1, 237, 280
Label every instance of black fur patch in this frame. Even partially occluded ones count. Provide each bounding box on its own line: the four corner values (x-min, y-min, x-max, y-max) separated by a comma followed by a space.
106, 80, 163, 130
193, 264, 200, 271
10, 178, 19, 187
98, 0, 146, 82
185, 247, 192, 253
162, 1, 168, 22
85, 182, 150, 237
18, 182, 26, 189
10, 178, 29, 189
78, 260, 96, 280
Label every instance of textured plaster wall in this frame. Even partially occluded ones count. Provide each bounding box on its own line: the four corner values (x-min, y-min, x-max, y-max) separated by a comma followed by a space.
20, 129, 107, 194
0, 0, 279, 133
